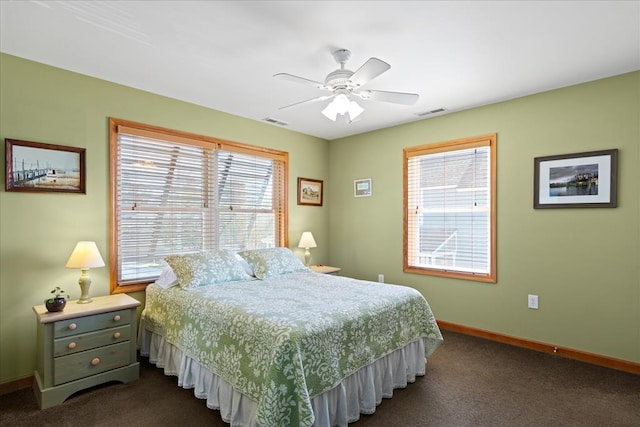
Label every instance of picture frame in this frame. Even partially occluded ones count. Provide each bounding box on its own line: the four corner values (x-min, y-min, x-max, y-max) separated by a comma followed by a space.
297, 177, 323, 206
533, 149, 617, 209
5, 139, 86, 194
354, 178, 372, 197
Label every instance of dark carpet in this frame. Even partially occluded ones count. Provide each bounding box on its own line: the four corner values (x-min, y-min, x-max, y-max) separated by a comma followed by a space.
1, 330, 638, 426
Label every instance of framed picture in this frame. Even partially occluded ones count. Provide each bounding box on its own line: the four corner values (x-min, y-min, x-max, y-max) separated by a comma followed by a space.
5, 139, 86, 193
533, 149, 617, 209
297, 177, 323, 206
354, 178, 372, 197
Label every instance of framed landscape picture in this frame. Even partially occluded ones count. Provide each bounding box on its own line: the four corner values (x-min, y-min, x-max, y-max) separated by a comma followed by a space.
297, 177, 323, 206
5, 139, 86, 193
533, 149, 617, 209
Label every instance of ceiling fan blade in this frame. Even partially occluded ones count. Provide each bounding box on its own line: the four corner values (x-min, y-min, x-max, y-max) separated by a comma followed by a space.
355, 89, 419, 105
274, 73, 327, 90
349, 58, 391, 87
279, 94, 333, 110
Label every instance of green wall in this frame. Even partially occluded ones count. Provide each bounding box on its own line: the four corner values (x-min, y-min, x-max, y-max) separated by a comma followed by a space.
329, 71, 640, 363
0, 54, 329, 384
1, 53, 638, 385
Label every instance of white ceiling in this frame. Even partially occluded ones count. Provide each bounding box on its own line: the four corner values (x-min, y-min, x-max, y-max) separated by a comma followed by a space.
2, 1, 639, 140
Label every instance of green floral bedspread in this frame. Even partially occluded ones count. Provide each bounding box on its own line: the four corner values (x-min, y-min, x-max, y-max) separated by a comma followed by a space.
142, 272, 443, 427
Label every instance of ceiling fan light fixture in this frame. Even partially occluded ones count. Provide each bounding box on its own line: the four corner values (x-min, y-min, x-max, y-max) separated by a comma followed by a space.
322, 93, 363, 122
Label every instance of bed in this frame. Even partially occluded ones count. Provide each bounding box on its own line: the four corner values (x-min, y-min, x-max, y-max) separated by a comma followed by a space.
138, 247, 443, 427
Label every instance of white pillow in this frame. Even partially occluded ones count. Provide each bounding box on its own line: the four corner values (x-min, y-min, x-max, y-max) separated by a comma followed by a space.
154, 266, 179, 289
235, 253, 255, 277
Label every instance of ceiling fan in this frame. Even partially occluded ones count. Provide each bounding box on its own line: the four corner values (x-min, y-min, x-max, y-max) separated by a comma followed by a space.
274, 49, 419, 122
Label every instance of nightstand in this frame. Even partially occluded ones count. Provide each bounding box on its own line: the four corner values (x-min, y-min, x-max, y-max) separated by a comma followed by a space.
32, 293, 141, 409
310, 264, 341, 275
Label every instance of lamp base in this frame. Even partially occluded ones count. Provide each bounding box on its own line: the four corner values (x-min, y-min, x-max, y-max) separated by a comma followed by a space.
77, 269, 93, 304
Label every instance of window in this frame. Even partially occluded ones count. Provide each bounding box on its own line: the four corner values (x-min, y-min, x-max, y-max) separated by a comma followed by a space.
404, 134, 496, 283
109, 118, 288, 293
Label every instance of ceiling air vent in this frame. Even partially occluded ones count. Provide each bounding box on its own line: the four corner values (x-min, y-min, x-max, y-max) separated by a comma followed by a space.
415, 108, 446, 117
262, 117, 288, 126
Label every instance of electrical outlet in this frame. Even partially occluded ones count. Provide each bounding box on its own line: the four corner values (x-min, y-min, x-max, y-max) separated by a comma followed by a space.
528, 294, 539, 309
378, 274, 384, 283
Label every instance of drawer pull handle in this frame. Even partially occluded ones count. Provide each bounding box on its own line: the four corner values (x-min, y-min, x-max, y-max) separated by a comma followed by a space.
91, 358, 101, 366
113, 332, 121, 339
113, 315, 121, 322
68, 323, 77, 330
68, 342, 77, 349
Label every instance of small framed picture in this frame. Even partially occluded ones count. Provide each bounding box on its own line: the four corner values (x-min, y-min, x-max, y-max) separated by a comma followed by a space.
297, 177, 323, 206
533, 149, 617, 208
5, 139, 86, 193
354, 178, 372, 197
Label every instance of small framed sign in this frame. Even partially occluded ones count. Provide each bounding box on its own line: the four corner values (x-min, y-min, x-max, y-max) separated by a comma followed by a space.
354, 178, 372, 197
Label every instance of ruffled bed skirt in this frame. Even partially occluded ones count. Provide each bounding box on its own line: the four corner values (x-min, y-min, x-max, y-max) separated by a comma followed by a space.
138, 320, 427, 427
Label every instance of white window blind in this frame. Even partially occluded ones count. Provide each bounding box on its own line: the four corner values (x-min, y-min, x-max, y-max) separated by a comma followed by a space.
111, 120, 287, 287
404, 134, 496, 282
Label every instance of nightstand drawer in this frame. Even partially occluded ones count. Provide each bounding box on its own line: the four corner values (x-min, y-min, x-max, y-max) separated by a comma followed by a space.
53, 309, 131, 338
53, 341, 131, 385
53, 325, 131, 356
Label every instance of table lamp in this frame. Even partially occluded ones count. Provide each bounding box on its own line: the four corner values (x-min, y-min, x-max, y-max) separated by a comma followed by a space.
297, 232, 317, 266
65, 241, 105, 304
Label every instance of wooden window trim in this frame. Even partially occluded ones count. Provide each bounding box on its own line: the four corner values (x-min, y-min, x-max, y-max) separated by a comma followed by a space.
403, 133, 497, 283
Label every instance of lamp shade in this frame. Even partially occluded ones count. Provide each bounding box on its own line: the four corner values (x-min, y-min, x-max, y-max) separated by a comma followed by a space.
297, 232, 317, 249
65, 241, 105, 269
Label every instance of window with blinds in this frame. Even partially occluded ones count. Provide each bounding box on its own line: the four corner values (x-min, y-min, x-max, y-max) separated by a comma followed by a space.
403, 134, 496, 283
109, 118, 288, 293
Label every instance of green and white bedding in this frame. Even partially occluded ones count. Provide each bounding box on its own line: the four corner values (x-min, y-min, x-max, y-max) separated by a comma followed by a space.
142, 271, 442, 427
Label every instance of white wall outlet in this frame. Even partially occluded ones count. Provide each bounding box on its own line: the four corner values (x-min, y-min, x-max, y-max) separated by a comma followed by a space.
528, 294, 539, 309
378, 274, 384, 283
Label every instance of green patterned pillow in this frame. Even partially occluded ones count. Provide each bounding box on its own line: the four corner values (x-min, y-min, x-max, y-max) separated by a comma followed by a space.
237, 247, 310, 279
165, 249, 253, 289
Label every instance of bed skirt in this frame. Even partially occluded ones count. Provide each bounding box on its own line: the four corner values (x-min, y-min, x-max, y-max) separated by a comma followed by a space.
138, 320, 427, 427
